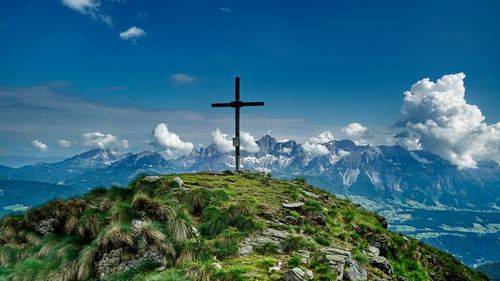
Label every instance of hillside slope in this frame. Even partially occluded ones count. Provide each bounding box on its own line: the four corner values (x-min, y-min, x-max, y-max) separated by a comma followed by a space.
0, 173, 487, 281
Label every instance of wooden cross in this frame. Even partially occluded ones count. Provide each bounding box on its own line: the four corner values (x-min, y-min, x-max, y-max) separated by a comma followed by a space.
211, 77, 265, 171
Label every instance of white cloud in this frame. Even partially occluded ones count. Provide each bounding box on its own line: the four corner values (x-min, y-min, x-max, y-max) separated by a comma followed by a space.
150, 123, 194, 158
60, 0, 112, 26
309, 131, 334, 144
119, 26, 146, 44
57, 139, 73, 148
170, 73, 197, 84
211, 129, 260, 153
240, 131, 259, 153
396, 73, 500, 168
393, 131, 422, 150
221, 7, 231, 12
31, 140, 48, 152
212, 129, 233, 153
302, 142, 330, 156
82, 132, 128, 149
302, 131, 334, 156
342, 123, 368, 137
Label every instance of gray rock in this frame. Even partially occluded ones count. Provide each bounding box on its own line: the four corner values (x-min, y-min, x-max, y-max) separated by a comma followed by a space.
97, 248, 165, 280
131, 219, 145, 231
239, 245, 253, 256
304, 269, 314, 280
239, 228, 290, 256
213, 262, 222, 270
345, 256, 367, 281
283, 267, 306, 281
368, 246, 380, 257
143, 175, 160, 182
282, 202, 304, 208
173, 176, 184, 186
263, 228, 290, 239
35, 218, 56, 235
299, 188, 319, 199
370, 256, 393, 275
296, 249, 311, 264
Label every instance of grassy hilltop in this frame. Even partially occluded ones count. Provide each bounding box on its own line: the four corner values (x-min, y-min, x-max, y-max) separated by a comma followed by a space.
0, 172, 488, 281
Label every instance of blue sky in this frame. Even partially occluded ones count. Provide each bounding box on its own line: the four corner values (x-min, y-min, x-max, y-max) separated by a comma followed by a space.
0, 0, 499, 166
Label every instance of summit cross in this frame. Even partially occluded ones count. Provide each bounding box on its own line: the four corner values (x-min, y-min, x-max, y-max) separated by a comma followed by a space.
211, 77, 265, 171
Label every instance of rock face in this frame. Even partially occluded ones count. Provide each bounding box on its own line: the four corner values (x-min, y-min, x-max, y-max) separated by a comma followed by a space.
35, 218, 55, 235
319, 247, 367, 281
96, 248, 165, 280
239, 228, 290, 256
283, 267, 307, 281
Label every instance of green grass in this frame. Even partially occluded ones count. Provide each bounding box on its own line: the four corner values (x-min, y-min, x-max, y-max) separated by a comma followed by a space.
0, 172, 488, 281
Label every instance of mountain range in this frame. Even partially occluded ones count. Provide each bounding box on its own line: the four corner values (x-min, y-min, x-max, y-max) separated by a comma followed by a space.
1, 135, 498, 211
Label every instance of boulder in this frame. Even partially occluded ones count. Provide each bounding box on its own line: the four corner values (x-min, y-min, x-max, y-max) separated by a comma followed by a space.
283, 267, 306, 281
35, 218, 56, 235
368, 246, 380, 257
370, 256, 393, 275
143, 175, 160, 182
239, 228, 290, 256
282, 202, 304, 208
173, 176, 184, 187
299, 189, 319, 199
345, 256, 367, 281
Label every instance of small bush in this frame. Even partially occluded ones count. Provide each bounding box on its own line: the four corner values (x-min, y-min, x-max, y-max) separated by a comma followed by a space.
288, 256, 302, 267
255, 242, 279, 255
283, 236, 307, 253
314, 235, 330, 246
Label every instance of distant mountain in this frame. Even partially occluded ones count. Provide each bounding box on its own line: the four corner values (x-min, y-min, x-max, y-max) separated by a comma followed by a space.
0, 148, 127, 184
477, 262, 500, 281
0, 179, 77, 217
1, 136, 498, 210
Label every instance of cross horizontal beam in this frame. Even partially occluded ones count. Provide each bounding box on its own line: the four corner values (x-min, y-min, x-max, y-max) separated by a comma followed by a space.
211, 101, 265, 108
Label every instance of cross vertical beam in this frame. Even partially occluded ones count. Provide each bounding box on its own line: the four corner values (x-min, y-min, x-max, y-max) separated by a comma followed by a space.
234, 77, 241, 172
211, 77, 265, 171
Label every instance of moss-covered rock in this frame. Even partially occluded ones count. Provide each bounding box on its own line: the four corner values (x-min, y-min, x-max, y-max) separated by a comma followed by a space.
0, 172, 488, 280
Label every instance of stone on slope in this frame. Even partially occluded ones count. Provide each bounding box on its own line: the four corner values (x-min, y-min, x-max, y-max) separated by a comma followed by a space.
282, 202, 304, 208
143, 175, 160, 182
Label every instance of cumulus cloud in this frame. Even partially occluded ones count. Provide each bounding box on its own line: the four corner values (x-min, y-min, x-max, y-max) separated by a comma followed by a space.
212, 129, 233, 153
82, 132, 128, 149
60, 0, 112, 26
57, 139, 73, 148
302, 142, 330, 156
150, 123, 194, 158
170, 73, 197, 84
393, 131, 422, 150
309, 131, 334, 144
302, 131, 334, 156
119, 26, 146, 44
396, 73, 500, 168
211, 129, 260, 153
342, 123, 368, 137
31, 140, 48, 152
240, 131, 260, 153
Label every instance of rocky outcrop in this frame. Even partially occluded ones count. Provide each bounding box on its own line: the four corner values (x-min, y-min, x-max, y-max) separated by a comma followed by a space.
283, 267, 314, 281
96, 248, 165, 280
282, 202, 305, 208
239, 228, 290, 256
319, 247, 367, 281
35, 218, 55, 235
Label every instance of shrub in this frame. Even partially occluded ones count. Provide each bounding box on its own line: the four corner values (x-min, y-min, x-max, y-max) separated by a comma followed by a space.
288, 256, 302, 267
255, 242, 279, 255
314, 235, 330, 246
283, 236, 307, 253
